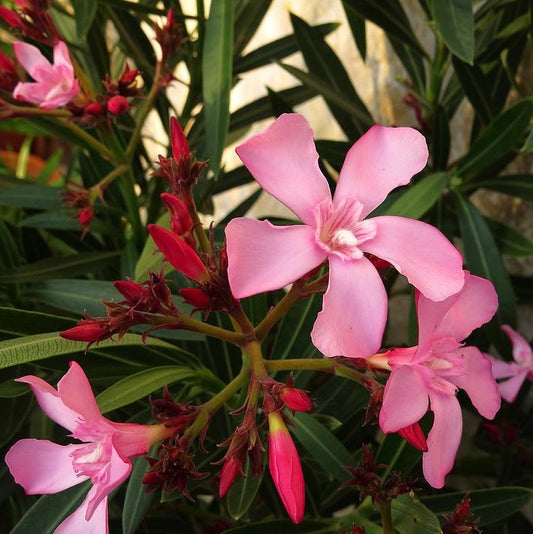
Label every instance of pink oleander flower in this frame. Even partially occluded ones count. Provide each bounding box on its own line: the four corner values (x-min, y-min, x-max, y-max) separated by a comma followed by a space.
488, 325, 533, 403
268, 412, 305, 524
5, 362, 169, 534
225, 113, 464, 358
12, 40, 79, 109
372, 272, 501, 488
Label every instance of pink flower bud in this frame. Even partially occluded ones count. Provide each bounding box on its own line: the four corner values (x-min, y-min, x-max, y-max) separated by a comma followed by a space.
218, 457, 241, 498
398, 422, 428, 452
170, 116, 190, 159
107, 95, 129, 114
280, 387, 313, 412
147, 224, 210, 282
85, 102, 106, 116
268, 412, 305, 524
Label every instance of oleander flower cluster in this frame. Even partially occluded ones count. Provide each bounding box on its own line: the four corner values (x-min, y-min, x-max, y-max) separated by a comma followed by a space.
5, 107, 506, 530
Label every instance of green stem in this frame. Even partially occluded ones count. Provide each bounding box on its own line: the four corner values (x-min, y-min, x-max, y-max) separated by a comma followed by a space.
255, 284, 301, 341
93, 163, 129, 194
380, 502, 395, 534
245, 340, 270, 380
59, 120, 117, 162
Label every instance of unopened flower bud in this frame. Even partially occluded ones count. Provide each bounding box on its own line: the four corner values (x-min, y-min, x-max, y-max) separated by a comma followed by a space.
60, 321, 106, 342
398, 422, 428, 452
268, 412, 305, 524
219, 457, 241, 498
170, 116, 190, 159
161, 192, 193, 236
280, 387, 313, 412
107, 95, 129, 114
85, 102, 106, 116
179, 287, 211, 310
148, 224, 210, 283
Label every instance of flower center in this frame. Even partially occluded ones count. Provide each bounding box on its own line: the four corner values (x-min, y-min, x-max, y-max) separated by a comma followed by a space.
314, 198, 376, 260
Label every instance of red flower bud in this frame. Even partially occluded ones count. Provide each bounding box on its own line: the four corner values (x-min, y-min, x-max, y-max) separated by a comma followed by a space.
170, 116, 190, 159
85, 102, 106, 116
179, 287, 211, 310
107, 95, 129, 114
161, 193, 193, 236
114, 280, 146, 305
280, 387, 313, 412
268, 412, 305, 524
218, 457, 241, 498
148, 224, 209, 283
398, 422, 428, 452
0, 7, 24, 29
60, 321, 105, 342
78, 207, 93, 228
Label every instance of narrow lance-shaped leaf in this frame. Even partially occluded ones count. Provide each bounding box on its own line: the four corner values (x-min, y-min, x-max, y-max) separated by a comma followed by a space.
202, 0, 234, 177
432, 0, 475, 64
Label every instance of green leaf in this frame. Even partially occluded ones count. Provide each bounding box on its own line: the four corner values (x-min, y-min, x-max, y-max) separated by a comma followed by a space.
96, 366, 197, 413
122, 450, 157, 534
290, 13, 373, 138
421, 487, 533, 527
290, 412, 353, 483
0, 307, 74, 337
234, 23, 338, 75
432, 0, 475, 64
342, 0, 426, 56
0, 332, 176, 370
454, 190, 516, 327
385, 172, 449, 219
23, 279, 115, 317
227, 456, 265, 520
71, 0, 98, 40
477, 175, 533, 202
342, 2, 366, 60
202, 0, 234, 177
457, 100, 533, 179
135, 212, 170, 280
0, 184, 62, 209
521, 128, 533, 153
9, 482, 90, 534
391, 494, 442, 534
233, 0, 271, 58
0, 251, 120, 284
452, 58, 494, 124
487, 217, 533, 257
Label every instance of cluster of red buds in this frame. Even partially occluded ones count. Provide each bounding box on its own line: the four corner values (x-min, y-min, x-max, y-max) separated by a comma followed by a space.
154, 8, 182, 73
0, 50, 19, 92
0, 0, 61, 45
61, 183, 95, 236
442, 494, 481, 534
143, 388, 207, 499
344, 444, 418, 506
60, 269, 179, 347
68, 63, 141, 124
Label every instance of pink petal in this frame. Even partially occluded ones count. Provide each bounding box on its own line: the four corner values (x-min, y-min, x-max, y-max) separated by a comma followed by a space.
497, 371, 529, 403
57, 361, 103, 427
5, 439, 88, 494
53, 41, 73, 73
361, 216, 464, 301
55, 494, 109, 534
423, 391, 462, 488
16, 375, 80, 432
451, 346, 500, 418
334, 125, 428, 217
225, 218, 325, 298
379, 365, 428, 433
235, 114, 331, 226
84, 442, 131, 519
13, 41, 51, 80
487, 356, 517, 379
431, 273, 498, 342
311, 255, 387, 358
13, 81, 50, 105
502, 325, 533, 366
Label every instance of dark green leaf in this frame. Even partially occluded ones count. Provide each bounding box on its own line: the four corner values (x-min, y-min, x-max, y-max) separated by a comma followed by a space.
96, 366, 197, 413
385, 172, 449, 219
454, 190, 516, 328
71, 0, 98, 40
224, 520, 336, 534
432, 0, 475, 64
219, 188, 261, 226
456, 100, 533, 179
421, 487, 533, 527
452, 57, 494, 124
227, 456, 264, 520
202, 0, 234, 176
290, 13, 373, 138
0, 184, 62, 210
233, 0, 271, 58
477, 175, 533, 202
9, 482, 90, 534
0, 251, 120, 284
290, 412, 353, 483
392, 494, 442, 534
342, 2, 366, 60
342, 0, 426, 56
487, 217, 533, 257
522, 128, 533, 154
0, 307, 74, 337
431, 105, 451, 170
